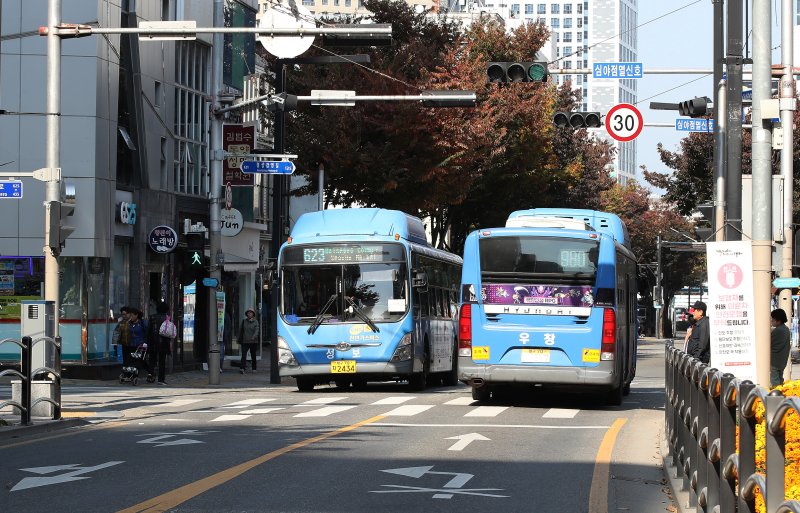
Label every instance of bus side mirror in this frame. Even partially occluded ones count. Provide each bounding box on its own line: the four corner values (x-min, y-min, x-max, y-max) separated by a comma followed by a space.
412, 270, 428, 290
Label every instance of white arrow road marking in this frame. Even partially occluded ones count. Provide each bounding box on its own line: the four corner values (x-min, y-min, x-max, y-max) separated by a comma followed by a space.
136, 430, 217, 446
445, 433, 490, 451
12, 461, 124, 491
373, 466, 507, 499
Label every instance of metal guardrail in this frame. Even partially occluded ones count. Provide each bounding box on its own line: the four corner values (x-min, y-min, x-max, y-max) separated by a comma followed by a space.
666, 343, 800, 513
0, 335, 62, 425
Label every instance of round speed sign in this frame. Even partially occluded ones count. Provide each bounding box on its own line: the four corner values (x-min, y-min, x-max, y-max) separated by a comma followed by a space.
605, 103, 643, 142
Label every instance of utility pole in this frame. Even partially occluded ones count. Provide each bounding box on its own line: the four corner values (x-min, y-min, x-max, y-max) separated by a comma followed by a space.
725, 0, 744, 241
206, 0, 224, 384
44, 0, 61, 342
779, 0, 796, 382
269, 60, 287, 385
751, 0, 772, 387
656, 234, 663, 340
712, 0, 726, 241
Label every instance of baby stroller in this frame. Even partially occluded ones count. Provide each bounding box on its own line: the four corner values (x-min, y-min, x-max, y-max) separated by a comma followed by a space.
119, 344, 154, 385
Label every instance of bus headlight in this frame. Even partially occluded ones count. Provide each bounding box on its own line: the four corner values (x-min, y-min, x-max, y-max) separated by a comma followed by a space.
390, 333, 413, 362
277, 336, 297, 366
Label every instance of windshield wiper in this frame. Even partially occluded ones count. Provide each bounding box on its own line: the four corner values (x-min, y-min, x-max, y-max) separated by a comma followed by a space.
345, 296, 380, 333
307, 294, 338, 335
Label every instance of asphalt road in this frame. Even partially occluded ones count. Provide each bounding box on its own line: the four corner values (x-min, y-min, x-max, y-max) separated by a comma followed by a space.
0, 339, 673, 513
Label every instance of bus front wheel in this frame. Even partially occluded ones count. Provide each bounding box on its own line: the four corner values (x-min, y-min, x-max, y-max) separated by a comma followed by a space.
409, 345, 429, 391
296, 377, 315, 392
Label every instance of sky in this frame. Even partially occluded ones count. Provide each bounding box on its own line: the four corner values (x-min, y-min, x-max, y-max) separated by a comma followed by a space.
635, 1, 714, 192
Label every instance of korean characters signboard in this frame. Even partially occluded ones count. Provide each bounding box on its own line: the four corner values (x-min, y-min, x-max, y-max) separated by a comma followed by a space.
223, 124, 255, 186
706, 241, 758, 382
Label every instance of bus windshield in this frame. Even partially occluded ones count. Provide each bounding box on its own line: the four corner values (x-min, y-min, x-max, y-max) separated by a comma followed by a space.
281, 244, 409, 326
479, 236, 599, 285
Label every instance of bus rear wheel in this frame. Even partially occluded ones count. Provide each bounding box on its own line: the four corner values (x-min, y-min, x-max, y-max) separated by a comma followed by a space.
441, 342, 459, 387
296, 377, 315, 392
605, 384, 623, 406
471, 385, 490, 401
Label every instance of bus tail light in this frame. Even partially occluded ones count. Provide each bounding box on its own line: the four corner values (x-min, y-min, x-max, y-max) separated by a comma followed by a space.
458, 304, 472, 356
601, 308, 615, 361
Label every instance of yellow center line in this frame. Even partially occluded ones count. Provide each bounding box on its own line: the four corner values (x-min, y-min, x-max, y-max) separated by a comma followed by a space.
588, 417, 628, 513
117, 414, 386, 513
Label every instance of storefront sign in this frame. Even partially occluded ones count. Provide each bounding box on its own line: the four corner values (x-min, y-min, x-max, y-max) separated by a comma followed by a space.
707, 241, 758, 382
223, 124, 255, 186
148, 225, 178, 254
220, 208, 243, 237
116, 202, 137, 225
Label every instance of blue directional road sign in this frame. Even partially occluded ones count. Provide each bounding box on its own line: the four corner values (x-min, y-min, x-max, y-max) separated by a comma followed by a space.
592, 62, 643, 79
0, 180, 23, 198
202, 277, 219, 288
240, 160, 295, 175
773, 277, 800, 289
676, 118, 714, 132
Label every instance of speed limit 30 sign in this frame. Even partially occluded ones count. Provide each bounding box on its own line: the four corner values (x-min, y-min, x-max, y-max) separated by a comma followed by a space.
605, 103, 643, 142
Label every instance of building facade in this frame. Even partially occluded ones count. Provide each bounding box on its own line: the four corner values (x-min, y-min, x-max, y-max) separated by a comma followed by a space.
0, 0, 266, 371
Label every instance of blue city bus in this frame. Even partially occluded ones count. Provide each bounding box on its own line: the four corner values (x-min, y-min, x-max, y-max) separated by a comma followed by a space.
458, 209, 638, 405
277, 208, 463, 392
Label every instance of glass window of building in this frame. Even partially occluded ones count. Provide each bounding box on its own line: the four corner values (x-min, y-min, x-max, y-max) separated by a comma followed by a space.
525, 4, 533, 14
551, 18, 559, 28
564, 46, 572, 56
577, 18, 582, 28
173, 42, 210, 196
577, 74, 582, 85
564, 18, 572, 28
345, 0, 351, 6
577, 3, 582, 13
564, 61, 572, 69
537, 3, 545, 14
577, 32, 582, 42
511, 4, 520, 16
563, 31, 572, 42
302, 0, 313, 5
564, 3, 571, 14
550, 3, 559, 13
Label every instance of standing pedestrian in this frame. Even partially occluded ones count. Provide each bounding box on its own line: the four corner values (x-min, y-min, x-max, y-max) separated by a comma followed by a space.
128, 308, 153, 376
114, 306, 131, 367
770, 308, 791, 388
239, 308, 259, 374
147, 301, 174, 385
686, 301, 711, 364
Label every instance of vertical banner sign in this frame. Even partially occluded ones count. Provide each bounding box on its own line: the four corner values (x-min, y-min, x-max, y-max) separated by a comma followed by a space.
217, 291, 225, 343
223, 124, 255, 186
706, 241, 758, 381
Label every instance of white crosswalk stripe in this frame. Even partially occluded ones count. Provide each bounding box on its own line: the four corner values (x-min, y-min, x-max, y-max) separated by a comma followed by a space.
542, 408, 579, 419
444, 397, 476, 406
211, 414, 251, 422
293, 397, 347, 407
223, 398, 276, 409
294, 405, 357, 417
153, 399, 205, 408
382, 405, 435, 416
464, 406, 508, 417
370, 396, 416, 405
240, 408, 284, 414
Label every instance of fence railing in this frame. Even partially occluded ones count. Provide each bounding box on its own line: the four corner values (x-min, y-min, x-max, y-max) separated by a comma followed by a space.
0, 335, 61, 425
665, 343, 800, 513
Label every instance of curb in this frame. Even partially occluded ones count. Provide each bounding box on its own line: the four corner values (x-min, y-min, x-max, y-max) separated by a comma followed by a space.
0, 417, 89, 444
659, 431, 694, 513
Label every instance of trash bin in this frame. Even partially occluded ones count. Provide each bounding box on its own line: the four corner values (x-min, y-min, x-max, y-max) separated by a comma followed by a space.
11, 380, 54, 417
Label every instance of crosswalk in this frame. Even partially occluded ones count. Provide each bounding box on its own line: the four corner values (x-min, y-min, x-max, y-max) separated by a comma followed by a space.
180, 395, 605, 423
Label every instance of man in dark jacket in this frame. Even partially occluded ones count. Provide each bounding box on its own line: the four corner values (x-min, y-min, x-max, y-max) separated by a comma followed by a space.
147, 301, 173, 385
686, 301, 711, 364
770, 308, 791, 387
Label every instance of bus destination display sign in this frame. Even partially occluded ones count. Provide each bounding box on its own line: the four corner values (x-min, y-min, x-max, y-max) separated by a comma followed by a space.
303, 245, 384, 263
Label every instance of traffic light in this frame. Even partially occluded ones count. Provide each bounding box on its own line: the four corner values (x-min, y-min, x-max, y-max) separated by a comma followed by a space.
553, 111, 602, 128
185, 231, 206, 270
45, 183, 76, 257
678, 97, 712, 117
694, 203, 714, 241
486, 61, 549, 83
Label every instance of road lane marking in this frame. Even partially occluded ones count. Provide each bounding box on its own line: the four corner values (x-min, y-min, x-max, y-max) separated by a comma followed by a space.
239, 408, 283, 414
464, 406, 507, 417
293, 397, 347, 407
222, 399, 275, 408
294, 405, 357, 417
588, 418, 627, 513
153, 399, 205, 408
444, 397, 476, 406
371, 396, 416, 405
542, 408, 580, 419
377, 423, 610, 429
210, 414, 250, 422
116, 414, 386, 513
382, 405, 435, 416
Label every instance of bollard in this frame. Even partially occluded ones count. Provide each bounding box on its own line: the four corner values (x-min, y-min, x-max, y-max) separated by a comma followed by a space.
20, 336, 31, 426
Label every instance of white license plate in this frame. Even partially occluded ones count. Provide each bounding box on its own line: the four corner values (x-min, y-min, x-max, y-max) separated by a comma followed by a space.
521, 348, 550, 363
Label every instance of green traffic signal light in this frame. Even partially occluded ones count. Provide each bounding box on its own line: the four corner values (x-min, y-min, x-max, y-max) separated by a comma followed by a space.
486, 61, 549, 83
527, 62, 547, 82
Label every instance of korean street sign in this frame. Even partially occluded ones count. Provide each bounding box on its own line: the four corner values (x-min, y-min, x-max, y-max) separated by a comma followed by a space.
240, 160, 296, 175
676, 118, 714, 132
223, 124, 255, 186
592, 62, 643, 79
0, 180, 23, 198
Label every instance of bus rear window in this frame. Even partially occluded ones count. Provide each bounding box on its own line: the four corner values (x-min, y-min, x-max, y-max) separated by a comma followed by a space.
479, 236, 599, 276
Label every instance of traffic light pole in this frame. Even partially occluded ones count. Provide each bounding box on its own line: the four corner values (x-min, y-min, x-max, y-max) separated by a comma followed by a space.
779, 0, 796, 382
45, 0, 61, 341
725, 0, 744, 242
205, 0, 224, 384
269, 60, 287, 385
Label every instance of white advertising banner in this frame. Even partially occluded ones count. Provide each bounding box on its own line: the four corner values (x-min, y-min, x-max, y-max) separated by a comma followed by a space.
706, 241, 758, 381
